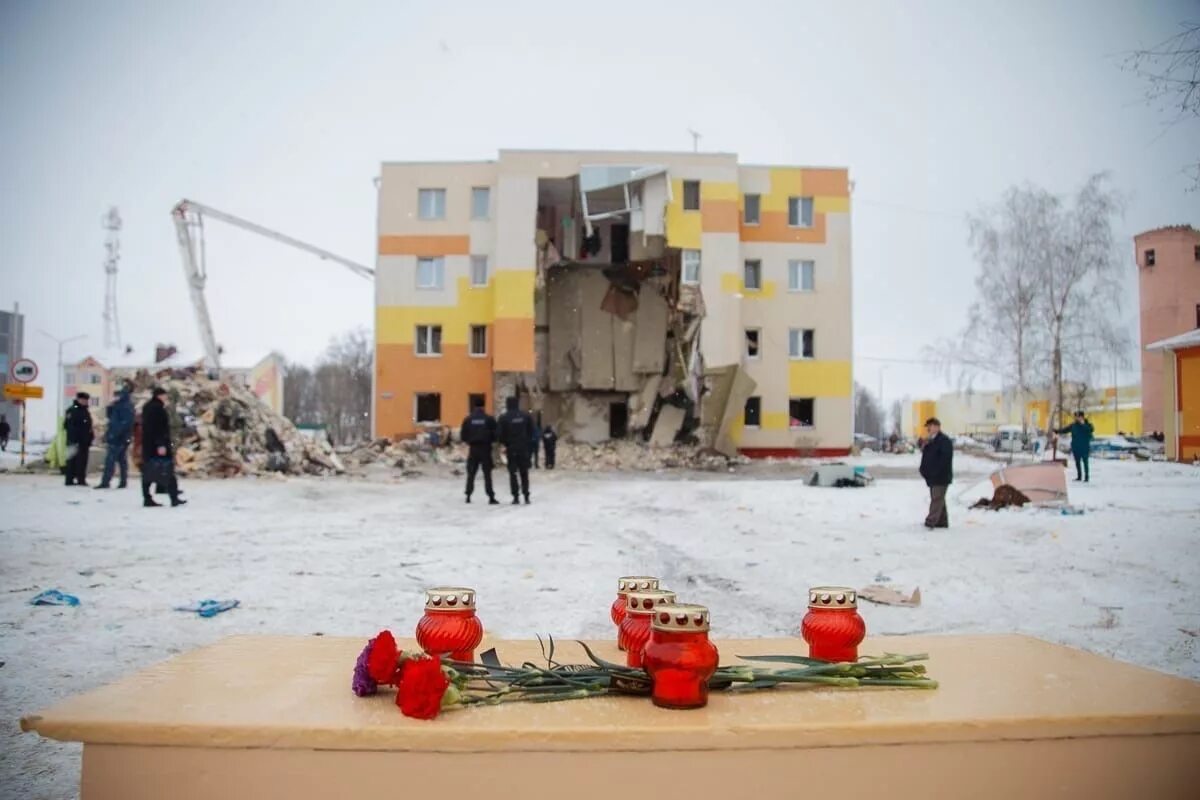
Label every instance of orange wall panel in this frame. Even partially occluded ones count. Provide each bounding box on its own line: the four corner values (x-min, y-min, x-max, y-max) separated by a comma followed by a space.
701, 200, 739, 233
378, 235, 471, 257
739, 210, 828, 244
800, 169, 850, 197
492, 317, 534, 373
375, 343, 492, 439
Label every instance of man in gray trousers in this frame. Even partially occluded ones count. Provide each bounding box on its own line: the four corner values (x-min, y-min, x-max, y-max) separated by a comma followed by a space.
919, 417, 953, 529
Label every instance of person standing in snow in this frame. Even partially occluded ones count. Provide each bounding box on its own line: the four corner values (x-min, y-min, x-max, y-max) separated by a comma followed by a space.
542, 425, 558, 469
63, 392, 94, 486
1057, 411, 1094, 482
918, 417, 953, 529
0, 414, 10, 452
497, 395, 534, 505
141, 387, 185, 507
459, 399, 499, 505
97, 381, 135, 489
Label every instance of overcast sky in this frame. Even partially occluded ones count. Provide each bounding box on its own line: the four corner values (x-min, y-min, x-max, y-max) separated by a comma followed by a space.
2, 0, 1198, 435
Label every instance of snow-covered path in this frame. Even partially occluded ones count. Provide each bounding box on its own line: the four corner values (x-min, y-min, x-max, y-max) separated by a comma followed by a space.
2, 460, 1198, 798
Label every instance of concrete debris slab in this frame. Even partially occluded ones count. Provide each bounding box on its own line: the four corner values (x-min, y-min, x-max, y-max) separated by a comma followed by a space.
989, 463, 1068, 505
858, 585, 922, 607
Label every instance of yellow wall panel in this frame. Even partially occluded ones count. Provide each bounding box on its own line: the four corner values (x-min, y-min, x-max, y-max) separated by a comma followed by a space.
788, 360, 853, 398
493, 270, 535, 319
377, 278, 495, 345
814, 196, 850, 214
720, 272, 778, 299
762, 411, 791, 430
700, 181, 740, 201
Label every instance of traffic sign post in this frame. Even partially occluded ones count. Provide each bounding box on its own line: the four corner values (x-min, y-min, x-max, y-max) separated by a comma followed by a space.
4, 372, 43, 468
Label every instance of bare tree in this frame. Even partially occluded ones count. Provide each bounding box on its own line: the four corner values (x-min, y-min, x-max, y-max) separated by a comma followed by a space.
282, 329, 374, 445
1121, 21, 1200, 189
853, 383, 884, 440
283, 362, 319, 425
1038, 173, 1131, 438
890, 399, 904, 437
928, 186, 1052, 432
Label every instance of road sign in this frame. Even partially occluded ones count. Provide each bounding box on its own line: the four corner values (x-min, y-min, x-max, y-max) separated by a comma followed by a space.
3, 383, 43, 400
10, 358, 38, 383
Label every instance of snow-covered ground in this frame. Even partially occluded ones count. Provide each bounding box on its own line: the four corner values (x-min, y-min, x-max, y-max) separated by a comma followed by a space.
2, 459, 1198, 798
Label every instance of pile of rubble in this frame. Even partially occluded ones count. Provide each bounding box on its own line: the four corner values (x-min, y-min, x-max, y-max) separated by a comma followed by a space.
555, 440, 746, 472
339, 434, 458, 472
114, 368, 344, 478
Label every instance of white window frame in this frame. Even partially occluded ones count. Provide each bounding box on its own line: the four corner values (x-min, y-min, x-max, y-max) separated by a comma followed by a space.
415, 325, 443, 357
681, 249, 701, 285
789, 397, 815, 429
470, 255, 489, 287
744, 396, 762, 429
414, 392, 442, 423
682, 180, 701, 212
743, 259, 762, 291
788, 196, 814, 228
788, 259, 815, 292
789, 328, 815, 360
744, 194, 761, 225
745, 328, 761, 360
418, 188, 446, 220
471, 187, 490, 220
416, 257, 445, 290
469, 325, 488, 358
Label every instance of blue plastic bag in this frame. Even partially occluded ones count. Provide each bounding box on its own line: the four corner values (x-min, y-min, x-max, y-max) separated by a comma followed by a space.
30, 589, 81, 607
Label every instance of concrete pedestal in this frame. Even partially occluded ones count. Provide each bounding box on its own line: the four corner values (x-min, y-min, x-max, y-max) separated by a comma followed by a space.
21, 634, 1200, 799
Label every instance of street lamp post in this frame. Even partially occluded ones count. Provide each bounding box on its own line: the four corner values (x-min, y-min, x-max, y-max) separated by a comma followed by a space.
38, 331, 86, 417
878, 365, 888, 444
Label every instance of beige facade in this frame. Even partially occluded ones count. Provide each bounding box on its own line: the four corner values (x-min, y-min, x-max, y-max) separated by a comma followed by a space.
374, 149, 853, 454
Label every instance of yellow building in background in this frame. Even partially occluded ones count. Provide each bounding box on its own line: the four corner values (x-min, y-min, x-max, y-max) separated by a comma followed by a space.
907, 384, 1142, 439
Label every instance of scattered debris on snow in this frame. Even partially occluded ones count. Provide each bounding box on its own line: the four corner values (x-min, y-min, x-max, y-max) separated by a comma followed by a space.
858, 585, 922, 607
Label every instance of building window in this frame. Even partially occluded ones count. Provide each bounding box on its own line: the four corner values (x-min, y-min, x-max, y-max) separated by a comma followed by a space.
1195, 303, 1200, 328
788, 196, 814, 228
745, 329, 761, 359
743, 259, 762, 291
471, 187, 490, 220
1145, 248, 1155, 267
415, 325, 442, 356
64, 371, 75, 384
92, 373, 102, 383
789, 328, 815, 359
415, 393, 441, 423
470, 255, 489, 287
469, 325, 488, 357
418, 188, 446, 220
744, 194, 760, 225
788, 259, 815, 292
417, 257, 445, 290
985, 409, 997, 420
468, 393, 486, 412
744, 396, 762, 428
789, 398, 814, 428
683, 180, 701, 211
682, 249, 701, 285
90, 397, 101, 407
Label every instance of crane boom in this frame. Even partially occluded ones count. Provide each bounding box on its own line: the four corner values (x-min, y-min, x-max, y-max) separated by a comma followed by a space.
171, 199, 374, 369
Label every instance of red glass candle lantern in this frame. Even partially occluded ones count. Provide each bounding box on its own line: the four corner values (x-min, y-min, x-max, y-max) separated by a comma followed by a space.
619, 589, 677, 668
801, 586, 865, 662
612, 576, 660, 650
642, 604, 719, 710
416, 587, 484, 663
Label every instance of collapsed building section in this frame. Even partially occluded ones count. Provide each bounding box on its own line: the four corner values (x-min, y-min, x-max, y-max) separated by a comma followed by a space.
373, 150, 853, 457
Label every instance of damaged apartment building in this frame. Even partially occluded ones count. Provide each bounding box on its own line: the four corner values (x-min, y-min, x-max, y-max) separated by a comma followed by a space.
373, 149, 853, 457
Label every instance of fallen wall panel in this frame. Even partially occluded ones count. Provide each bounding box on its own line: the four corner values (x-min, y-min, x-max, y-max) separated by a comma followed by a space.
580, 270, 616, 390
633, 283, 669, 374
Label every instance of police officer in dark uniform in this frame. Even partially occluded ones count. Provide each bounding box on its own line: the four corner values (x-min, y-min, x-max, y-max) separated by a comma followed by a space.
460, 399, 499, 505
498, 396, 534, 505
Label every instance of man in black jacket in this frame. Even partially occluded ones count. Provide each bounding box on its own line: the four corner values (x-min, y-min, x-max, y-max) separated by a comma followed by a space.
497, 396, 534, 505
918, 417, 953, 529
64, 392, 94, 486
460, 400, 499, 505
141, 387, 185, 507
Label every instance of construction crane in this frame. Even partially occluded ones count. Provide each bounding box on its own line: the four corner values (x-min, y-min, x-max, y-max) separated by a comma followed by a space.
171, 199, 374, 369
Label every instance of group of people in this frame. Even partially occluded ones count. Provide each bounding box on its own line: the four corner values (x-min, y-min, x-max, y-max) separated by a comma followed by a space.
62, 383, 185, 507
918, 410, 1097, 529
459, 397, 558, 506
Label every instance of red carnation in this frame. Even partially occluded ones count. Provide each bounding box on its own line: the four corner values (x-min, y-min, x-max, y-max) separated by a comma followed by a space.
395, 656, 450, 720
366, 630, 400, 684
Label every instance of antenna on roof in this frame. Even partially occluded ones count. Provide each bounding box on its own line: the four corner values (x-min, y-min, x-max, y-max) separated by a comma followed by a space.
687, 128, 702, 153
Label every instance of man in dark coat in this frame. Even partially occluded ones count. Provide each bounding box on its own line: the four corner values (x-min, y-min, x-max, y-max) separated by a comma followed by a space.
141, 387, 185, 507
1057, 411, 1094, 482
918, 417, 953, 529
530, 416, 542, 469
63, 392, 94, 486
541, 425, 558, 470
0, 414, 11, 452
460, 399, 499, 505
497, 395, 534, 504
97, 381, 135, 489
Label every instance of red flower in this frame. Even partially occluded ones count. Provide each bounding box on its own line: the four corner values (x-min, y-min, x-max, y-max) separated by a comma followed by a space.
366, 630, 400, 684
395, 656, 450, 720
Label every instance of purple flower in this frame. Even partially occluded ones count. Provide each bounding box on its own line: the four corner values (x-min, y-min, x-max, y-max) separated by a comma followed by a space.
352, 637, 379, 697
